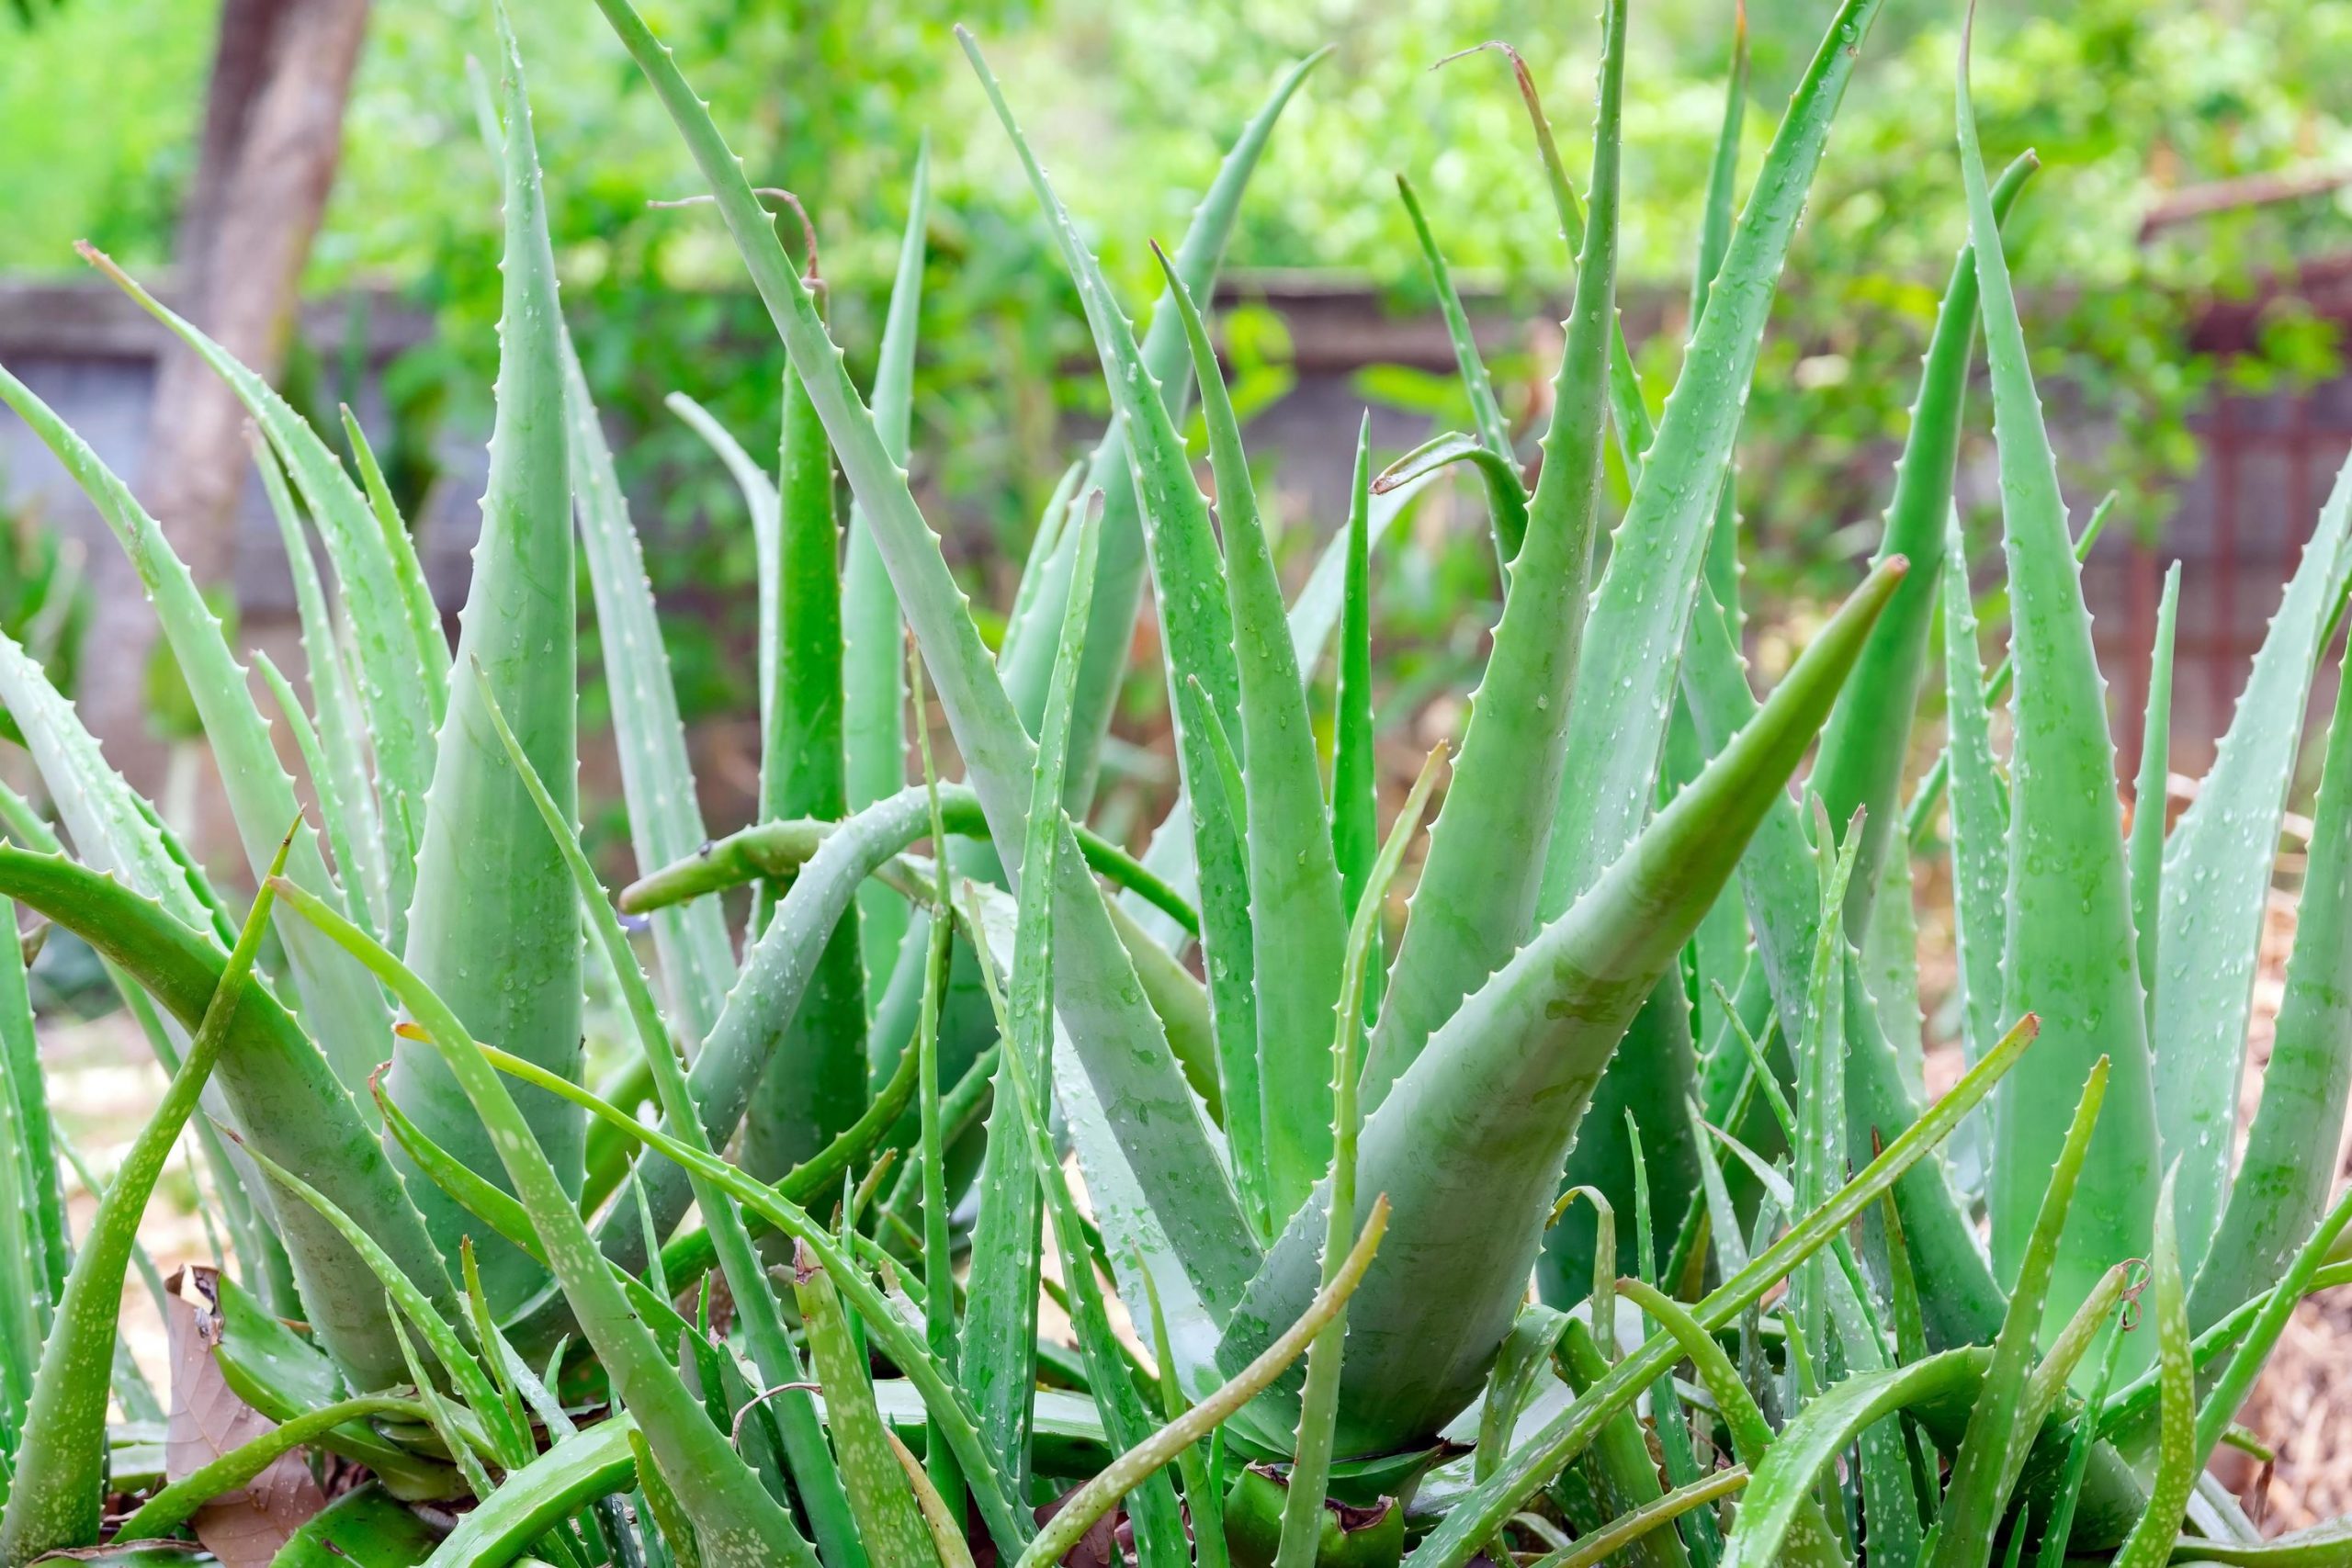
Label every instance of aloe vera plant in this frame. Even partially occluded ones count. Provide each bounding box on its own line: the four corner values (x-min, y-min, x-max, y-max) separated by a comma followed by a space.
6, 5, 2352, 1568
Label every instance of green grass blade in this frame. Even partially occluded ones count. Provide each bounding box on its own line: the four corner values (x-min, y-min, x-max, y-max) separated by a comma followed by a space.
1220, 559, 1904, 1456
387, 16, 582, 1315
1959, 9, 2160, 1337
2154, 447, 2352, 1266
1928, 1056, 2110, 1568
78, 247, 435, 899
1534, 0, 1888, 924
564, 341, 734, 1046
2195, 637, 2352, 1322
2109, 1170, 2195, 1568
1155, 243, 1350, 1223
2128, 564, 2181, 1033
843, 143, 931, 1002
0, 363, 390, 1093
593, 0, 1258, 1314
271, 872, 823, 1568
1396, 175, 1527, 566
1811, 153, 2036, 917
254, 431, 392, 944
1364, 0, 1623, 1109
336, 404, 449, 723
0, 834, 287, 1563
1401, 1010, 2040, 1568
743, 342, 868, 1180
962, 501, 1099, 1493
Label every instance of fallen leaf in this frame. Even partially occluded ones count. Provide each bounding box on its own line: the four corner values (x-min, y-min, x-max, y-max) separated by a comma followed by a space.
163, 1266, 326, 1567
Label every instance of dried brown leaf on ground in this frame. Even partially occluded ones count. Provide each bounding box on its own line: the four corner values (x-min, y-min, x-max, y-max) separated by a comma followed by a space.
162, 1265, 326, 1567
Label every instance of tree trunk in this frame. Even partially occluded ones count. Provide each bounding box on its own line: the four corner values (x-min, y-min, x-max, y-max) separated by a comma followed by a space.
81, 0, 371, 795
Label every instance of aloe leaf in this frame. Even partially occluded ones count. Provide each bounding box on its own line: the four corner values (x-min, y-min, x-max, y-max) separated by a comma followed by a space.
1959, 12, 2161, 1336
564, 342, 734, 1045
1170, 668, 1261, 1210
1940, 510, 2007, 1186
2128, 564, 2181, 1033
254, 651, 368, 937
1015, 1205, 1388, 1568
1927, 1057, 2110, 1568
1566, 1318, 1696, 1568
963, 501, 1099, 1492
1788, 811, 1864, 1396
1331, 425, 1378, 940
1156, 243, 1351, 1221
0, 834, 286, 1563
254, 432, 392, 944
1003, 51, 1328, 813
0, 364, 390, 1092
274, 1483, 444, 1568
1534, 0, 1888, 925
2194, 647, 2352, 1323
2110, 1171, 2195, 1568
234, 1133, 524, 1463
1718, 1348, 1994, 1568
743, 340, 868, 1180
113, 1393, 435, 1545
843, 144, 931, 1000
792, 1242, 933, 1568
1537, 1468, 1751, 1568
983, 935, 1189, 1568
1395, 175, 1528, 565
456, 1038, 1031, 1558
1222, 560, 1904, 1456
427, 1418, 639, 1568
964, 34, 1296, 1217
0, 881, 64, 1337
0, 843, 443, 1391
481, 656, 868, 1568
1125, 468, 1434, 955
385, 17, 582, 1316
1687, 7, 1749, 636
597, 0, 1258, 1314
337, 405, 449, 722
2154, 454, 2352, 1267
2190, 1182, 2352, 1474
1811, 153, 2036, 915
1363, 0, 1623, 1115
78, 249, 435, 897
591, 785, 989, 1283
1906, 500, 2117, 852
273, 871, 824, 1568
1401, 1010, 2040, 1568
1367, 433, 1526, 559
1274, 752, 1440, 1568
621, 789, 1194, 938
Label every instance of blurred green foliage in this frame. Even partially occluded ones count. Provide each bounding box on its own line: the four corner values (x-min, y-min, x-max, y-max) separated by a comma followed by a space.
4, 0, 2351, 729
